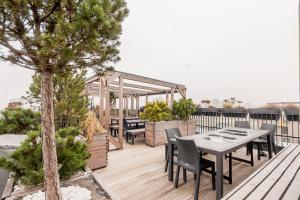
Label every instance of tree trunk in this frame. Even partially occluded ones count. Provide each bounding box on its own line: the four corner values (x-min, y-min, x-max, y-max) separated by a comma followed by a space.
41, 71, 62, 200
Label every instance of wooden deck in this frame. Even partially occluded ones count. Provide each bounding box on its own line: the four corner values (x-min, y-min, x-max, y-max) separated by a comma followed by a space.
95, 140, 269, 200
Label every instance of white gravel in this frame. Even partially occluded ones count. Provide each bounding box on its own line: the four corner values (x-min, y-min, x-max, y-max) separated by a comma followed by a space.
23, 186, 91, 200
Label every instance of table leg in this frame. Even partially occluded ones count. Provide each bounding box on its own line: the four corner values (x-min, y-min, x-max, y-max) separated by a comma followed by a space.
267, 134, 272, 159
228, 153, 232, 184
168, 143, 174, 181
249, 142, 254, 166
216, 154, 224, 200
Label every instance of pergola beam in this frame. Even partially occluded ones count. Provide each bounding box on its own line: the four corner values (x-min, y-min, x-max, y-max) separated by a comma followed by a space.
111, 81, 163, 92
118, 71, 184, 88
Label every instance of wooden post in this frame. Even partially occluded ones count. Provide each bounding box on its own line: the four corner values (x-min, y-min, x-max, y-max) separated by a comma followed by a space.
166, 92, 169, 106
99, 77, 104, 125
118, 78, 123, 149
130, 95, 134, 112
145, 95, 149, 104
104, 78, 111, 130
125, 95, 129, 117
136, 95, 139, 117
170, 88, 175, 107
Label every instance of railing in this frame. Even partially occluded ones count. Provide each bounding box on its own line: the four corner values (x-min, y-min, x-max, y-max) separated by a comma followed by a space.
191, 108, 300, 148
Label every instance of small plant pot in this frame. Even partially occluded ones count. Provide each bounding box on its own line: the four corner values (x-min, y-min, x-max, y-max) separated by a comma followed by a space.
283, 108, 299, 121
248, 108, 281, 121
196, 108, 221, 116
221, 108, 248, 118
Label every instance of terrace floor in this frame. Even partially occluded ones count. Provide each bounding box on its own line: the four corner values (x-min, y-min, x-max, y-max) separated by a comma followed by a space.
95, 139, 269, 200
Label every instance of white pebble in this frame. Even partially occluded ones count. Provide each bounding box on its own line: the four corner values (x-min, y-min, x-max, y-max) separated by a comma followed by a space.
23, 186, 91, 200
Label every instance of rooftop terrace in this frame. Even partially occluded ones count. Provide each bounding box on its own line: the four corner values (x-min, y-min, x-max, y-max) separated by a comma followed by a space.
95, 140, 269, 200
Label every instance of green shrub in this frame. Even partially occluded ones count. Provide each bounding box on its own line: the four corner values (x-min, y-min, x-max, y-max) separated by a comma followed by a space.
172, 99, 196, 121
0, 108, 40, 134
140, 101, 172, 122
0, 127, 90, 186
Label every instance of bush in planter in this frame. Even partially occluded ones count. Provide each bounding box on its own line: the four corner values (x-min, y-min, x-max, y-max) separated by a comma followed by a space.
0, 127, 90, 186
0, 108, 40, 134
172, 99, 196, 120
140, 101, 172, 122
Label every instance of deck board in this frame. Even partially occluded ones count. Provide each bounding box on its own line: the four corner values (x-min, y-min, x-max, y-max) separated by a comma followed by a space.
95, 140, 268, 200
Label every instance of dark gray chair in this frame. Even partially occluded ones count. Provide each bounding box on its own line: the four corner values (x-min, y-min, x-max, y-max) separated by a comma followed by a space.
175, 137, 215, 200
233, 121, 254, 166
234, 121, 250, 129
164, 128, 182, 172
253, 123, 277, 160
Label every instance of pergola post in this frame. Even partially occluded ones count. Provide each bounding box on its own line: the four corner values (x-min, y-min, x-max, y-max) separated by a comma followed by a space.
136, 95, 139, 117
99, 77, 104, 124
118, 77, 124, 149
170, 87, 175, 107
130, 95, 134, 112
145, 95, 148, 104
166, 91, 169, 106
125, 95, 129, 117
104, 78, 111, 130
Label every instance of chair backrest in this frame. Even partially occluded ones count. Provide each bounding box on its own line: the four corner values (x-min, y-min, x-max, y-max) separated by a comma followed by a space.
175, 136, 199, 167
260, 123, 276, 139
234, 121, 250, 129
165, 128, 182, 141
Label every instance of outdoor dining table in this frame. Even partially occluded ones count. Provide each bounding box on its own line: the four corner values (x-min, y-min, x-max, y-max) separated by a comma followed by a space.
168, 127, 272, 200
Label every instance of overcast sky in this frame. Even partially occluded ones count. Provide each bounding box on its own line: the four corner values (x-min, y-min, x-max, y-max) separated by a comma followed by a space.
0, 0, 298, 109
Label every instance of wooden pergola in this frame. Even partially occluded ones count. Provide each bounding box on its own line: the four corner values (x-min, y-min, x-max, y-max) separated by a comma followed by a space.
85, 70, 187, 149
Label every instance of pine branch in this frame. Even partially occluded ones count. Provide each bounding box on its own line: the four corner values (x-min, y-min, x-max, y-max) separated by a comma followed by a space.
40, 1, 61, 22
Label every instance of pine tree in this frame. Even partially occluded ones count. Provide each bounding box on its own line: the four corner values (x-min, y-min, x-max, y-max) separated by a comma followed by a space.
24, 69, 89, 129
0, 1, 128, 199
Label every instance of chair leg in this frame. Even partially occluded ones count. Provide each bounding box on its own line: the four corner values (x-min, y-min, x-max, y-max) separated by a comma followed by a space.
131, 134, 134, 145
165, 145, 168, 160
125, 131, 128, 143
272, 141, 277, 155
175, 166, 180, 188
257, 143, 261, 160
183, 169, 187, 183
194, 172, 200, 200
194, 173, 196, 180
164, 155, 169, 172
211, 164, 216, 190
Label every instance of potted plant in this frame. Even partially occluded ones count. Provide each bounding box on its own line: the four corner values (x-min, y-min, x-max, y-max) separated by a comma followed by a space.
140, 100, 196, 147
283, 104, 299, 121
81, 111, 108, 170
248, 105, 281, 121
172, 99, 197, 135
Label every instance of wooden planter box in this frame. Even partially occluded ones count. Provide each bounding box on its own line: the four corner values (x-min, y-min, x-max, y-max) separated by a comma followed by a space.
197, 108, 221, 116
248, 108, 281, 121
87, 134, 108, 170
145, 120, 197, 147
221, 108, 248, 118
284, 108, 299, 121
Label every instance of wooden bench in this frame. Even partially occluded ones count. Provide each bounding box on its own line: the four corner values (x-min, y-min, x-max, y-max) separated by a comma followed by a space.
125, 128, 145, 145
222, 144, 300, 200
